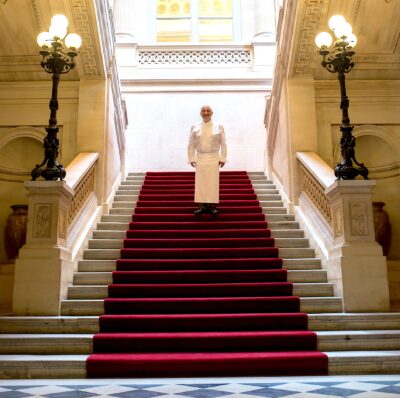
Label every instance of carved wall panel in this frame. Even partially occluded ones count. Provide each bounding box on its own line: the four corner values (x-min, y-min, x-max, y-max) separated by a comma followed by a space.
332, 203, 343, 238
32, 203, 52, 239
350, 201, 368, 236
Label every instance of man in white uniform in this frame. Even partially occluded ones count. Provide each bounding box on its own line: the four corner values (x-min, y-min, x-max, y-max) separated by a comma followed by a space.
188, 105, 227, 216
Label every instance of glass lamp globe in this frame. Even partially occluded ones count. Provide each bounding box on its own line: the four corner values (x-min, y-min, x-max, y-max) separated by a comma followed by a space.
37, 31, 52, 47
315, 32, 333, 48
49, 23, 67, 39
334, 21, 352, 39
51, 14, 69, 29
65, 33, 82, 49
328, 15, 346, 31
347, 33, 357, 48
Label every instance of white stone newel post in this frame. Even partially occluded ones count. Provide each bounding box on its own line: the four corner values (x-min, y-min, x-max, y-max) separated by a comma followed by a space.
12, 181, 74, 315
325, 180, 390, 312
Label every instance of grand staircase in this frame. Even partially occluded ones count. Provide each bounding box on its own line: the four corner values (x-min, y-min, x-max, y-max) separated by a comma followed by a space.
0, 171, 399, 378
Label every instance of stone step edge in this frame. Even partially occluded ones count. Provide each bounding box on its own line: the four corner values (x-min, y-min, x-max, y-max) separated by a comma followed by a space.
1, 313, 400, 332
59, 297, 344, 313
0, 352, 400, 378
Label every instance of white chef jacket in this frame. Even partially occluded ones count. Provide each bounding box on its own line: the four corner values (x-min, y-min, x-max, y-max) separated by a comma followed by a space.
187, 121, 227, 204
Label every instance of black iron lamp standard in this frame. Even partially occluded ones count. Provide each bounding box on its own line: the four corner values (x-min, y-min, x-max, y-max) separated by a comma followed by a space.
32, 14, 82, 181
315, 15, 368, 180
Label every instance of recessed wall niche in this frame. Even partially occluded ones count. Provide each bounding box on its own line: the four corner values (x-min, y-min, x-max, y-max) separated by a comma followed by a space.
333, 125, 400, 180
0, 126, 46, 182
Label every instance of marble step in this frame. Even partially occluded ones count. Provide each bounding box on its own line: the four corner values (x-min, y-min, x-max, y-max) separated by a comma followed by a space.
60, 297, 343, 316
113, 194, 283, 202
92, 229, 304, 239
17, 329, 400, 354
115, 185, 279, 194
72, 269, 328, 285
111, 200, 286, 209
114, 190, 281, 198
309, 313, 400, 331
110, 207, 288, 215
87, 237, 310, 250
113, 195, 139, 202
95, 220, 300, 231
77, 258, 322, 272
82, 247, 315, 260
1, 331, 400, 355
66, 283, 334, 299
127, 172, 264, 176
124, 176, 273, 182
0, 317, 99, 334
0, 355, 87, 378
0, 335, 93, 354
2, 313, 399, 334
317, 330, 400, 351
100, 213, 295, 223
1, 351, 400, 378
327, 351, 400, 374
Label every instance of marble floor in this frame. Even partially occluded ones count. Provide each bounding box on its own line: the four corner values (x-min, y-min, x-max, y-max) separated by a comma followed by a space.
0, 376, 400, 398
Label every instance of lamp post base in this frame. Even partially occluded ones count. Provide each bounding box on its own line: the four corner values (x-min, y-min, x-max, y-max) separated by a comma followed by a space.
31, 126, 66, 181
335, 125, 369, 180
334, 162, 369, 180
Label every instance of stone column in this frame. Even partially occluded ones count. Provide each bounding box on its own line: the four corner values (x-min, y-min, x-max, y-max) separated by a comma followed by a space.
325, 180, 390, 312
255, 0, 276, 36
252, 0, 276, 72
12, 181, 74, 315
112, 0, 136, 39
112, 0, 139, 73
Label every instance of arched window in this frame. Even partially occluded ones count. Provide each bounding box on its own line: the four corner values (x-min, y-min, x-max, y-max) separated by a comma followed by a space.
156, 0, 240, 43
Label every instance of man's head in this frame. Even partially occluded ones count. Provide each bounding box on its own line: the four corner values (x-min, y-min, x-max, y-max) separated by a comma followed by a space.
200, 105, 213, 123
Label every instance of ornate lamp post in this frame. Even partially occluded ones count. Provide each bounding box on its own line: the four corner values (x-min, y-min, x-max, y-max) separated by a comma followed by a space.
32, 15, 82, 181
315, 15, 368, 180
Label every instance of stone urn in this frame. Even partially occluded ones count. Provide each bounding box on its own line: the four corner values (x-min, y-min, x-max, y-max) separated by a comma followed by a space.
372, 201, 392, 257
4, 204, 28, 263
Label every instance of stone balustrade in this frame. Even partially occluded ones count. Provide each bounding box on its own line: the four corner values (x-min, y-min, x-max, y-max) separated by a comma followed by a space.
12, 153, 101, 315
296, 151, 390, 312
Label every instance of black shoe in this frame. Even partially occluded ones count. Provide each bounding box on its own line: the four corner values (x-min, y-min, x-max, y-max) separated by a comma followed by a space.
210, 207, 218, 216
194, 208, 205, 216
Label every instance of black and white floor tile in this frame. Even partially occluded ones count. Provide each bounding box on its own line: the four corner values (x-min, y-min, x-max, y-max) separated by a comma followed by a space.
0, 376, 400, 398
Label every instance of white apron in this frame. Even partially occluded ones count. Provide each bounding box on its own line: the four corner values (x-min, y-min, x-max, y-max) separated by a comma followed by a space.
195, 152, 220, 203
188, 121, 227, 204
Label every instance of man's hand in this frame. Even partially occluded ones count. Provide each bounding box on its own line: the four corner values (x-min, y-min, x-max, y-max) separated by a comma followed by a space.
190, 162, 196, 167
219, 161, 225, 167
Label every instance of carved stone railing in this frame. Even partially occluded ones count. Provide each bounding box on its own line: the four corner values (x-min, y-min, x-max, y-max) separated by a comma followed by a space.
66, 160, 96, 228
298, 156, 333, 227
64, 153, 99, 247
138, 47, 252, 66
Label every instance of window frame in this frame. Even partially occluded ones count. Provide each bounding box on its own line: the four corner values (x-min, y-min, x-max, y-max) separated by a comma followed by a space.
150, 0, 241, 43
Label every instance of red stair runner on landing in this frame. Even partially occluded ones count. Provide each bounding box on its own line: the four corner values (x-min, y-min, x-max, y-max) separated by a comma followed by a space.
86, 171, 328, 377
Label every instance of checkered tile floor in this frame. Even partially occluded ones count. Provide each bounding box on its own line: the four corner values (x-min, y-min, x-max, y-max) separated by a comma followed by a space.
1, 376, 400, 398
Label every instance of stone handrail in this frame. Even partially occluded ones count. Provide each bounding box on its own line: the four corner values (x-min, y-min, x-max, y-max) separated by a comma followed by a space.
296, 152, 336, 227
64, 152, 99, 229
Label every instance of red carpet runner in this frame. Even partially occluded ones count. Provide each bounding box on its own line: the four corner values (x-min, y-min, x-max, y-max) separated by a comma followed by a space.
86, 171, 328, 377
